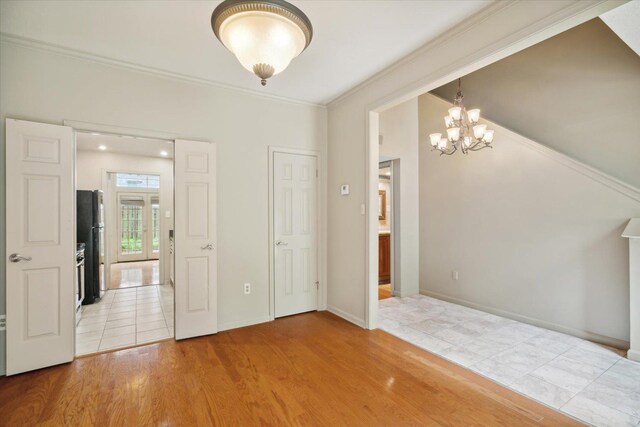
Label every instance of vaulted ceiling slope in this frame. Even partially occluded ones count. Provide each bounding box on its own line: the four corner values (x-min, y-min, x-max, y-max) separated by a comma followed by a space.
431, 18, 640, 189
0, 0, 491, 105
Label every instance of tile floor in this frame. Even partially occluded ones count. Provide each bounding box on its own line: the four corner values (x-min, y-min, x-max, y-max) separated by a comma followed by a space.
378, 295, 640, 427
76, 284, 174, 355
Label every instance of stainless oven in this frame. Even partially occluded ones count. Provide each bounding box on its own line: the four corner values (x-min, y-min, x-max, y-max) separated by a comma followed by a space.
76, 244, 85, 325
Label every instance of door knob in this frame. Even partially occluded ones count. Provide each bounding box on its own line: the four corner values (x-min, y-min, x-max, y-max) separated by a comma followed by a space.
275, 240, 288, 246
9, 253, 32, 263
201, 243, 214, 250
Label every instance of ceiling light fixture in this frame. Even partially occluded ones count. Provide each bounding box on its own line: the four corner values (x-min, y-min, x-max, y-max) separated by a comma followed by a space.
98, 145, 107, 151
428, 78, 495, 156
211, 0, 313, 86
160, 150, 168, 157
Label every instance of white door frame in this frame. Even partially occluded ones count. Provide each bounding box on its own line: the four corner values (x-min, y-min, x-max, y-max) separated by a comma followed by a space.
378, 160, 395, 295
268, 146, 325, 321
66, 121, 177, 336
361, 2, 618, 330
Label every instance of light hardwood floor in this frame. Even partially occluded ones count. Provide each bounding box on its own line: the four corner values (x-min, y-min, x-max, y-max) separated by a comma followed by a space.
378, 283, 392, 300
109, 260, 159, 290
0, 312, 579, 426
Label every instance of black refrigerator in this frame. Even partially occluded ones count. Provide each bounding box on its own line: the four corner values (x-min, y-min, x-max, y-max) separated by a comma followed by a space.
77, 190, 105, 304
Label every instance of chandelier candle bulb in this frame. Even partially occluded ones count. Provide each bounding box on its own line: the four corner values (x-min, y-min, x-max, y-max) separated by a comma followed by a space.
473, 124, 487, 139
447, 127, 460, 142
483, 130, 494, 143
444, 115, 454, 128
429, 133, 441, 146
448, 106, 462, 121
467, 109, 480, 123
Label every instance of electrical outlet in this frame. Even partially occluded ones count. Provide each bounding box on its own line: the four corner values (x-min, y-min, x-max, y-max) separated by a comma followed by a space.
244, 283, 251, 295
452, 271, 459, 281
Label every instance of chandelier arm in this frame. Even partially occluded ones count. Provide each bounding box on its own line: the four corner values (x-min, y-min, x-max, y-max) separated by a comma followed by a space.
466, 139, 484, 151
439, 145, 457, 156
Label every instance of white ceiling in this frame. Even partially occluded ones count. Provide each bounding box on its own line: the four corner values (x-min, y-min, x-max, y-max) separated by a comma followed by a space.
77, 132, 174, 159
0, 0, 491, 105
601, 0, 640, 56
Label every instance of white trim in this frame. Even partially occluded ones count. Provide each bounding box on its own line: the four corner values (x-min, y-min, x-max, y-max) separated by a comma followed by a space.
419, 289, 630, 350
218, 315, 271, 332
628, 349, 640, 362
327, 305, 366, 329
510, 129, 640, 203
64, 120, 180, 141
268, 146, 325, 321
2, 33, 324, 109
330, 1, 619, 108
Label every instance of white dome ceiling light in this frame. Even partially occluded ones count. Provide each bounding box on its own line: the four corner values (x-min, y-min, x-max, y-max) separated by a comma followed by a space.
211, 0, 313, 86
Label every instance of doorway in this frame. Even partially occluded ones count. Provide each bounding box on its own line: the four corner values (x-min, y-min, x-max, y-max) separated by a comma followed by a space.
378, 162, 393, 300
74, 131, 175, 355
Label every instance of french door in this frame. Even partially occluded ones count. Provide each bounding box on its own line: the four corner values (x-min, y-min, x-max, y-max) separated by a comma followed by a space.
117, 193, 160, 262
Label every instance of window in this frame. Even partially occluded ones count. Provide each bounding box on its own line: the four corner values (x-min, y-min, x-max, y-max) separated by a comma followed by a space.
115, 173, 160, 189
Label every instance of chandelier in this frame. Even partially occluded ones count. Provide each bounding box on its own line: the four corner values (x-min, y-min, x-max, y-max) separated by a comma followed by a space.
211, 0, 313, 86
429, 78, 495, 155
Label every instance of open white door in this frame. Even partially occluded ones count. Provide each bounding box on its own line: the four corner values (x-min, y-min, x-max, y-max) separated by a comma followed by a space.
174, 139, 217, 339
5, 119, 75, 375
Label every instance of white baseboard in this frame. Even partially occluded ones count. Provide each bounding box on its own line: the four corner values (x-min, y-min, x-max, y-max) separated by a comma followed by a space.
628, 349, 640, 362
218, 315, 271, 332
327, 305, 366, 328
419, 289, 630, 350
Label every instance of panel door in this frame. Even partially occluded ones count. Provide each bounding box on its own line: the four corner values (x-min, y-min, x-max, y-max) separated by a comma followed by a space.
174, 140, 217, 339
273, 152, 318, 318
5, 119, 75, 375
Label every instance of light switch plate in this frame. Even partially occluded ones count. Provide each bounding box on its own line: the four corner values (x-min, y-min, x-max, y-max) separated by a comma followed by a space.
165, 211, 171, 218
341, 184, 350, 196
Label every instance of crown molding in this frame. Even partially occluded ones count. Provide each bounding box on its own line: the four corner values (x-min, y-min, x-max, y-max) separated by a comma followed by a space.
0, 32, 325, 109
327, 0, 620, 108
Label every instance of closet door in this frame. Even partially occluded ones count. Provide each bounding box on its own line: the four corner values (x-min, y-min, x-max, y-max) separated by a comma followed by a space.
174, 139, 217, 339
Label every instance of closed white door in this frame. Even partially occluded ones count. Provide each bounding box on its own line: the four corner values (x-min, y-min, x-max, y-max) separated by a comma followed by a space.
5, 119, 75, 375
273, 152, 318, 318
174, 139, 217, 339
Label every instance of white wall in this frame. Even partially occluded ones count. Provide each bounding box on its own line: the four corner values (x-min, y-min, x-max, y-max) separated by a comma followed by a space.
77, 150, 174, 283
326, 1, 616, 327
419, 93, 640, 346
0, 42, 327, 374
378, 99, 419, 297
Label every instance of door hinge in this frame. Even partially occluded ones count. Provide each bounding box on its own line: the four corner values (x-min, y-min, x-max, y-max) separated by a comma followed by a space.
0, 314, 6, 331
314, 281, 319, 288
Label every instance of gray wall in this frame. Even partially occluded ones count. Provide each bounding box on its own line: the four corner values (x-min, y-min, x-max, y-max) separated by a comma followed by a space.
432, 18, 640, 189
419, 93, 640, 346
0, 42, 327, 375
